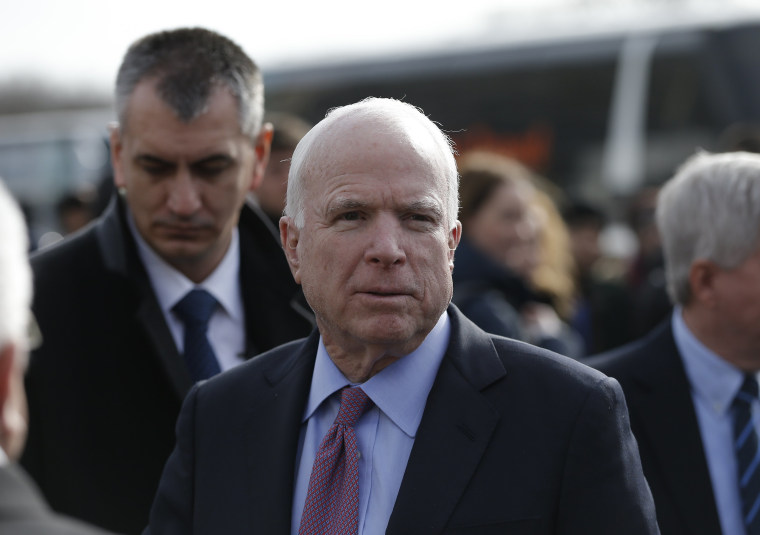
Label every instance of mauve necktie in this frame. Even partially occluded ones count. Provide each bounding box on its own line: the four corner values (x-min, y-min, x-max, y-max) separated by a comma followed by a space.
173, 288, 221, 382
299, 386, 373, 535
734, 374, 760, 534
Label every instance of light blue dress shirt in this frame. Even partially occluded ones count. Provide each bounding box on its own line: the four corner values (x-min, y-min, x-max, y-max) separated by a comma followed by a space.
673, 307, 760, 535
291, 311, 451, 535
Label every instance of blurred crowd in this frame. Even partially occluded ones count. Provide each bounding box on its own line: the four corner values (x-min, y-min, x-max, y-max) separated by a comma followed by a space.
4, 23, 760, 535
30, 144, 678, 362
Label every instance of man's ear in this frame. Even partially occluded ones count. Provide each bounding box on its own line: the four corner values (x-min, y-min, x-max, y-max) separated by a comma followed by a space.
689, 259, 719, 306
0, 343, 27, 461
0, 344, 14, 414
448, 221, 462, 271
109, 123, 126, 189
280, 216, 302, 283
249, 123, 274, 193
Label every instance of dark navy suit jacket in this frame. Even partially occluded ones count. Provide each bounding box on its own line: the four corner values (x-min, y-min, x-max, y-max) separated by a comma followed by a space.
147, 305, 659, 534
0, 464, 113, 534
589, 319, 722, 535
23, 196, 314, 534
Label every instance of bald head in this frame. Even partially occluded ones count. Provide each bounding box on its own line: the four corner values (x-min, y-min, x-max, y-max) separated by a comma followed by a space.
285, 98, 459, 230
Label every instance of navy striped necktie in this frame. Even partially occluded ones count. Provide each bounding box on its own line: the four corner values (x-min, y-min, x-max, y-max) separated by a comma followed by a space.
734, 374, 760, 534
173, 288, 222, 382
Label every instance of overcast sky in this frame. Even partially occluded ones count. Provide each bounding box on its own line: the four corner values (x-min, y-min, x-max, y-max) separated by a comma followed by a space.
2, 0, 760, 94
0, 0, 526, 92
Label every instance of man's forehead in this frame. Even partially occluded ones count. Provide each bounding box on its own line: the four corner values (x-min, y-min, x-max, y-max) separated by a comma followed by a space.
123, 79, 241, 130
308, 116, 446, 175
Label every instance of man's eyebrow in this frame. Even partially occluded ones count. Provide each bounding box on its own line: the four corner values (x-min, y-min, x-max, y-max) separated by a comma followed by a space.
403, 199, 444, 218
191, 154, 236, 166
133, 153, 236, 166
326, 197, 369, 215
134, 154, 173, 166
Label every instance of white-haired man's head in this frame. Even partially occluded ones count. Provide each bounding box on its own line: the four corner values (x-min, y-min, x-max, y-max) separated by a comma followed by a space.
0, 180, 31, 350
657, 150, 760, 305
284, 97, 459, 231
0, 179, 33, 460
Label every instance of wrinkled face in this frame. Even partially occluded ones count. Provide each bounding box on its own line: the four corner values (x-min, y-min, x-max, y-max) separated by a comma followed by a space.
465, 182, 535, 267
711, 246, 760, 353
111, 80, 270, 282
281, 120, 460, 355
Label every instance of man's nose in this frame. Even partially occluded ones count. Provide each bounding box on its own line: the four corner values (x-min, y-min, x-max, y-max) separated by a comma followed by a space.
167, 171, 202, 216
364, 217, 406, 266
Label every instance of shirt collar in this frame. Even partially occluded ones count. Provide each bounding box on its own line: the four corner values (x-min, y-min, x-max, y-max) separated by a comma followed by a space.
303, 311, 451, 438
673, 306, 755, 415
126, 211, 241, 320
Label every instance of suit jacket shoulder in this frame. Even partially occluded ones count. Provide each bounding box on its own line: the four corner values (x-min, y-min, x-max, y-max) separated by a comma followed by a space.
587, 320, 721, 535
0, 464, 113, 534
147, 306, 657, 534
388, 306, 658, 533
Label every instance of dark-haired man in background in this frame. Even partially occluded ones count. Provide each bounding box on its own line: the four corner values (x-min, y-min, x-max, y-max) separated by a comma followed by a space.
23, 27, 312, 533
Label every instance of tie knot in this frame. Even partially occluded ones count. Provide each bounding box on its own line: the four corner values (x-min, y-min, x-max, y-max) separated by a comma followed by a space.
736, 375, 760, 407
334, 387, 373, 427
173, 289, 218, 328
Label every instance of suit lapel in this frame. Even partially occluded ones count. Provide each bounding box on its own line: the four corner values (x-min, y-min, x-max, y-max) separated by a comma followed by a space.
96, 196, 192, 398
242, 332, 319, 532
630, 323, 721, 535
135, 295, 191, 397
387, 306, 505, 533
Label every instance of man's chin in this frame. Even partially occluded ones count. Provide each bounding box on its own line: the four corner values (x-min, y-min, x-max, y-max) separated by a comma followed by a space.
350, 316, 424, 347
152, 239, 209, 265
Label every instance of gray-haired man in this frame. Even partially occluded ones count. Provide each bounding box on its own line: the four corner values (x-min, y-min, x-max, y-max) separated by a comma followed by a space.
591, 151, 760, 535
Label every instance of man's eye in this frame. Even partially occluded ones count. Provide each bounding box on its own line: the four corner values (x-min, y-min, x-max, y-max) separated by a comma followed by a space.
409, 213, 436, 224
341, 211, 361, 221
141, 163, 172, 176
194, 162, 231, 178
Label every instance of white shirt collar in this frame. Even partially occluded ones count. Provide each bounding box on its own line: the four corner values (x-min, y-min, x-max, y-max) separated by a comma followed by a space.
126, 211, 242, 320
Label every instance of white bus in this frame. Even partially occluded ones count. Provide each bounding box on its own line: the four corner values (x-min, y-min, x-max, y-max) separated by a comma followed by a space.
264, 5, 760, 205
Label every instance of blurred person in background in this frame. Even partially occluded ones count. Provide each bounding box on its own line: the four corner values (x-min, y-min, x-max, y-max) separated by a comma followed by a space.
0, 178, 112, 534
523, 189, 582, 349
22, 27, 313, 534
56, 190, 96, 235
564, 200, 633, 355
253, 111, 312, 227
625, 185, 672, 338
590, 151, 760, 535
453, 151, 582, 358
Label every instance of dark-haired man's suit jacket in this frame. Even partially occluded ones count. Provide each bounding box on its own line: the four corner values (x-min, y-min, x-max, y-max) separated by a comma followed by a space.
146, 305, 659, 534
589, 318, 722, 535
0, 464, 114, 535
22, 196, 314, 534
